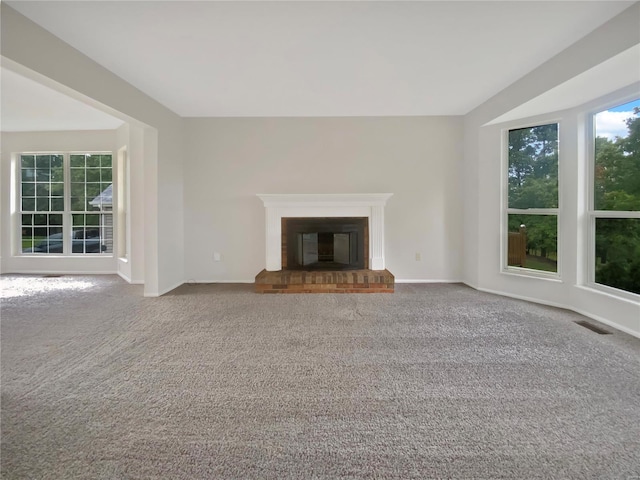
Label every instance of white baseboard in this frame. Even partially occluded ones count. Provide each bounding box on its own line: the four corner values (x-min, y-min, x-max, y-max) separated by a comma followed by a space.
395, 279, 462, 284
473, 285, 640, 340
183, 279, 255, 284
5, 270, 116, 275
117, 271, 132, 283
148, 279, 185, 297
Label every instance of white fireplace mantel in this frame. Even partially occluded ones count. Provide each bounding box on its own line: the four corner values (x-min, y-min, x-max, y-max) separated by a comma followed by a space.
257, 193, 393, 272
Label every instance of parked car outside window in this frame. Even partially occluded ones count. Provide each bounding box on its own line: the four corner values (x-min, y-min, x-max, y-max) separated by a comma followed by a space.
23, 229, 106, 254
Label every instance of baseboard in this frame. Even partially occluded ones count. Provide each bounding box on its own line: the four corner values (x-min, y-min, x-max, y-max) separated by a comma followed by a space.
184, 279, 460, 285
147, 279, 186, 297
395, 279, 463, 284
184, 279, 256, 284
4, 270, 116, 275
462, 281, 480, 290
117, 271, 132, 283
473, 286, 640, 340
569, 306, 640, 339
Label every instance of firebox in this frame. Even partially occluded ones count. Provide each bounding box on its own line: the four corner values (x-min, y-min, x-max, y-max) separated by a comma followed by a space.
284, 217, 367, 270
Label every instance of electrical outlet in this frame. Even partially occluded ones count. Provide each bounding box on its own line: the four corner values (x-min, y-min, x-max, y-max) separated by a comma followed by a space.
415, 252, 421, 261
213, 252, 221, 262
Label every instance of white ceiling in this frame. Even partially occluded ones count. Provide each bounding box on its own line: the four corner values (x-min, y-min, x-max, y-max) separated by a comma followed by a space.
4, 0, 636, 122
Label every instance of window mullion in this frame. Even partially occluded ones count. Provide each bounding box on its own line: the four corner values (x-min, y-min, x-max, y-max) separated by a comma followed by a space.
63, 153, 71, 255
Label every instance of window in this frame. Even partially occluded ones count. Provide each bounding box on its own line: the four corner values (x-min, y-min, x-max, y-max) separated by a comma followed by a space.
505, 123, 559, 274
20, 153, 113, 255
591, 99, 640, 295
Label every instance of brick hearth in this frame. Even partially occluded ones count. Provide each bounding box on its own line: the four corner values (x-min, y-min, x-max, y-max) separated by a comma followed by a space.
255, 269, 394, 293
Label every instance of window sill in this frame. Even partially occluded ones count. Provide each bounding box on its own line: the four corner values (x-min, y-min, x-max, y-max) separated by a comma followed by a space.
577, 284, 640, 305
501, 267, 562, 282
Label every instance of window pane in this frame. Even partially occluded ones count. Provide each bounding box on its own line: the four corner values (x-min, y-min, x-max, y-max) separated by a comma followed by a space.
86, 214, 100, 226
36, 197, 50, 211
36, 184, 50, 196
595, 218, 640, 294
508, 124, 559, 209
70, 168, 85, 182
50, 166, 64, 182
71, 197, 85, 211
70, 155, 85, 167
35, 155, 50, 169
22, 198, 35, 211
51, 198, 64, 211
86, 168, 101, 182
507, 214, 557, 273
21, 155, 35, 168
85, 183, 102, 201
100, 155, 112, 168
594, 100, 640, 211
22, 183, 35, 196
71, 183, 85, 198
50, 183, 64, 195
86, 155, 100, 168
35, 169, 51, 182
50, 155, 63, 168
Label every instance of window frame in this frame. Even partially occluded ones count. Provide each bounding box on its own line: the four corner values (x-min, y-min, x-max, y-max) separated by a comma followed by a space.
17, 151, 115, 257
501, 120, 562, 280
586, 98, 640, 301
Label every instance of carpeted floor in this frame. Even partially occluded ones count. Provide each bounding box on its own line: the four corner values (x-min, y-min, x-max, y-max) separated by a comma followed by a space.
1, 274, 639, 479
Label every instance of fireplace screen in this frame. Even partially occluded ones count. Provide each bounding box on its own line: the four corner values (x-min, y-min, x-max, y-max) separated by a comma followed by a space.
285, 218, 366, 270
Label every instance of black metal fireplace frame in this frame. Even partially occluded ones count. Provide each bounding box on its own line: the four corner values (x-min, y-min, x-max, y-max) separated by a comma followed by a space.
285, 217, 367, 271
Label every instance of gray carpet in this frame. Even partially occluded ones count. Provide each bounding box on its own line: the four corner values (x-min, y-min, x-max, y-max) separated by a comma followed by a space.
1, 275, 639, 479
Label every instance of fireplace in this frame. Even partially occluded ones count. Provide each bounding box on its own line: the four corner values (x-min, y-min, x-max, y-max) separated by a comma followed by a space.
255, 194, 394, 293
257, 193, 392, 272
283, 217, 367, 270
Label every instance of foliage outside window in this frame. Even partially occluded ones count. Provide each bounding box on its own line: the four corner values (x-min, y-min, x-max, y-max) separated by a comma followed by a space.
506, 123, 559, 273
593, 100, 640, 295
20, 153, 113, 255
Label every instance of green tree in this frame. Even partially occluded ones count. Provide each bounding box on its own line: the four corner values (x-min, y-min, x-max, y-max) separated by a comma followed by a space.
594, 106, 640, 294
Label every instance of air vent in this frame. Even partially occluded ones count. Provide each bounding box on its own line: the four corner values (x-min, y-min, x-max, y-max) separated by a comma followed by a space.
42, 274, 63, 278
575, 320, 611, 335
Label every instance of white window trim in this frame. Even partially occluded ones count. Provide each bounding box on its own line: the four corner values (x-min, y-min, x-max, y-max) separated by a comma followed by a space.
501, 122, 562, 279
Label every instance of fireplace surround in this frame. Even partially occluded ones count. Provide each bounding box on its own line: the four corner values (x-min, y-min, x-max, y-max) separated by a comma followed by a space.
257, 193, 393, 271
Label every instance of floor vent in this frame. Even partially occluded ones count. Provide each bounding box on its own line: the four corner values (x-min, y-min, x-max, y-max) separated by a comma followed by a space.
42, 274, 63, 278
575, 320, 611, 335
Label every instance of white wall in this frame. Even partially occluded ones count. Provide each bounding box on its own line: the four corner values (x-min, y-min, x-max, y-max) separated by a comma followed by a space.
1, 130, 118, 274
183, 116, 464, 282
463, 4, 640, 337
1, 4, 185, 296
